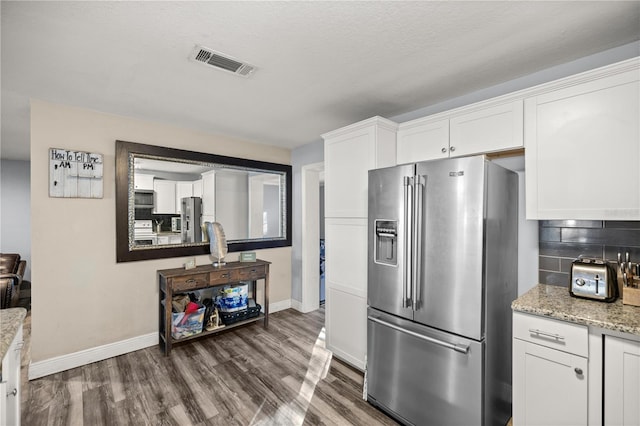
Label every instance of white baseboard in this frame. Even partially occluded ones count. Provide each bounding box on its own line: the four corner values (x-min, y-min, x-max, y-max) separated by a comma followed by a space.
290, 299, 303, 312
328, 345, 365, 372
269, 299, 292, 313
29, 300, 295, 380
29, 332, 158, 380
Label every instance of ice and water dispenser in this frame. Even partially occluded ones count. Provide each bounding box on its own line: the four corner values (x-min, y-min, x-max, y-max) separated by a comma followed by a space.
374, 220, 397, 266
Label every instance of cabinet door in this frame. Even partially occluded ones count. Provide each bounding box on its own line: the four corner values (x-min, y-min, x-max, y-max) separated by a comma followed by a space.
325, 287, 367, 371
513, 338, 588, 426
175, 181, 194, 214
134, 173, 154, 190
525, 66, 640, 220
397, 118, 449, 163
153, 180, 176, 214
449, 100, 523, 157
605, 335, 640, 426
324, 218, 367, 370
192, 179, 203, 198
1, 326, 22, 426
201, 172, 215, 217
323, 117, 396, 218
324, 128, 376, 218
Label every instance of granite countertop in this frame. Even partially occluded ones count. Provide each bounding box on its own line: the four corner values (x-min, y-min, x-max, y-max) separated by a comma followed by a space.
1, 307, 27, 360
512, 284, 640, 336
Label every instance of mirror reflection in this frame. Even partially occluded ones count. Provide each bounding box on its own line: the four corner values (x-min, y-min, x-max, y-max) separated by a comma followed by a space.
131, 156, 285, 249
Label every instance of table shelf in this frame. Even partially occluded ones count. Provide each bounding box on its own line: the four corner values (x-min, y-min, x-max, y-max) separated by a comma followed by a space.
158, 260, 270, 355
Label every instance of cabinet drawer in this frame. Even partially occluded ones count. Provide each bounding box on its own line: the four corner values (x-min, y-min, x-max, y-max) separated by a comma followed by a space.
513, 312, 588, 357
236, 265, 266, 281
171, 273, 209, 291
209, 269, 234, 285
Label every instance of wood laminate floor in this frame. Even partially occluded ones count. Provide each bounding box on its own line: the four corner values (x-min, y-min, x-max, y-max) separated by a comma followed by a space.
20, 308, 399, 426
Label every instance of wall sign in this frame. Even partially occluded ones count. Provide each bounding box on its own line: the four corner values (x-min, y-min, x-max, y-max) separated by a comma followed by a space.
49, 148, 103, 198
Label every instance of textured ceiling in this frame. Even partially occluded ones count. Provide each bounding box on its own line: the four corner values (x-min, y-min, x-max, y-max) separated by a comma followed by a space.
2, 1, 640, 160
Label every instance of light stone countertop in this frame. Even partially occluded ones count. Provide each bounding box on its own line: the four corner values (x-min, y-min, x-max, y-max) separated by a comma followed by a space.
512, 284, 640, 336
1, 307, 27, 360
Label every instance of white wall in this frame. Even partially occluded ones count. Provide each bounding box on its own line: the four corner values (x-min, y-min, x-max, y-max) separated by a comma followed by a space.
0, 159, 31, 281
393, 41, 640, 123
290, 140, 324, 303
215, 170, 249, 240
30, 99, 291, 364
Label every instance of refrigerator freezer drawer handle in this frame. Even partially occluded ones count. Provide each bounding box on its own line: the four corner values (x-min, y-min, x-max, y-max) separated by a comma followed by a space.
367, 316, 470, 354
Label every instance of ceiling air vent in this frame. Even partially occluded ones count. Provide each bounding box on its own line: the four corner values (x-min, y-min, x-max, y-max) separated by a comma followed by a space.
190, 45, 256, 77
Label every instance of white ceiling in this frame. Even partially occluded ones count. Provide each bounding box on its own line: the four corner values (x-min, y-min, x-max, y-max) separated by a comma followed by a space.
2, 1, 639, 161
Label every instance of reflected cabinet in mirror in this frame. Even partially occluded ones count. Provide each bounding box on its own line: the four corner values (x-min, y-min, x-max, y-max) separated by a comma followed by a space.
116, 140, 292, 262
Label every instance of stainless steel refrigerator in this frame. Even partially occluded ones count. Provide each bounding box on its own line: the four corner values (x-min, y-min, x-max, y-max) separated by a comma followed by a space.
367, 155, 517, 426
181, 196, 203, 243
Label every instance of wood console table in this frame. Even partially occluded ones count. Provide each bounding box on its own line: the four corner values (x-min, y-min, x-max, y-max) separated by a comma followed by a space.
158, 260, 270, 355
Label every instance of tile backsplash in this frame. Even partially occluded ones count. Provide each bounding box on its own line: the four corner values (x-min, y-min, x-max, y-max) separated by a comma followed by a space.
539, 220, 640, 286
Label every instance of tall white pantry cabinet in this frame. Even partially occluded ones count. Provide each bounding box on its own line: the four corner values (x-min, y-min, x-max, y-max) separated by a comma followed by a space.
322, 116, 397, 369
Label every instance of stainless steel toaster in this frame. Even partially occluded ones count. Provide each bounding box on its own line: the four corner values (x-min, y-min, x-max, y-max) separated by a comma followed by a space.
569, 258, 618, 302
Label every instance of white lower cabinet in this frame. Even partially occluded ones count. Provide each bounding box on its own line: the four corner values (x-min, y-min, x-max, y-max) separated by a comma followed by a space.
1, 324, 23, 426
513, 339, 588, 425
605, 335, 640, 426
157, 234, 181, 245
513, 312, 588, 426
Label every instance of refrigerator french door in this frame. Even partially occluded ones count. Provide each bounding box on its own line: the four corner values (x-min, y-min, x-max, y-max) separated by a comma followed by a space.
367, 155, 517, 426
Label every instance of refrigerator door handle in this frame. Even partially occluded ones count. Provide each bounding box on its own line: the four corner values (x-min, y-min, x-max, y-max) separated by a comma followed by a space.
412, 175, 425, 311
368, 315, 470, 354
403, 176, 412, 309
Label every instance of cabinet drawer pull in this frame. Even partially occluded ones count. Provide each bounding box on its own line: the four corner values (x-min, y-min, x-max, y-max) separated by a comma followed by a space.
186, 279, 195, 284
574, 367, 583, 375
529, 328, 565, 341
221, 273, 228, 278
7, 388, 17, 397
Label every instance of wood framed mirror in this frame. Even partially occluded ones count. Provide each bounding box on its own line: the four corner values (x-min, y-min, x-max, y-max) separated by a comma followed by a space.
115, 140, 292, 262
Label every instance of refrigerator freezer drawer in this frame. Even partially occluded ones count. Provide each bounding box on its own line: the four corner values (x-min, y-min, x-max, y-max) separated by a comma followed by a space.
367, 310, 484, 425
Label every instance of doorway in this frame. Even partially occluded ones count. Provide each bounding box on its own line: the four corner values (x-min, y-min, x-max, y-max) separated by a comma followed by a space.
301, 162, 324, 313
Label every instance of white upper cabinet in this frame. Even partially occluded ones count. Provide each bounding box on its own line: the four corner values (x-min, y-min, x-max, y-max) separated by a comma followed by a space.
525, 59, 640, 220
397, 118, 449, 164
133, 173, 154, 190
153, 179, 176, 214
175, 181, 194, 214
397, 99, 523, 164
449, 100, 523, 157
323, 116, 397, 218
